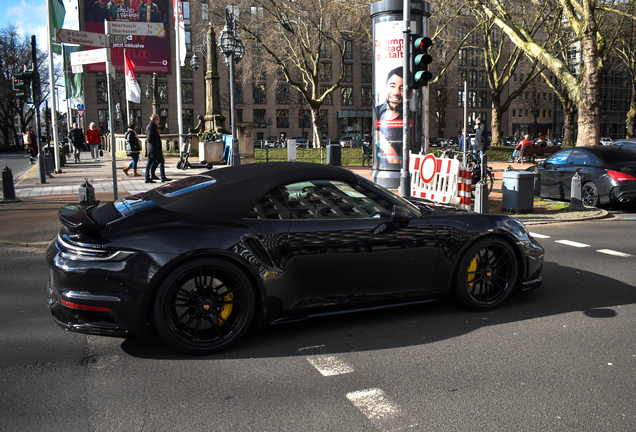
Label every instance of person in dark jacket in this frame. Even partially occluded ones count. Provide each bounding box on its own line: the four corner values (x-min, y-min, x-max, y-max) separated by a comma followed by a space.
144, 114, 171, 183
67, 123, 84, 163
123, 123, 142, 177
472, 116, 488, 169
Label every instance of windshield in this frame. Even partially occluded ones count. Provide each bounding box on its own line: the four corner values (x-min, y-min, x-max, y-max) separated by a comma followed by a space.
600, 147, 636, 164
357, 176, 422, 216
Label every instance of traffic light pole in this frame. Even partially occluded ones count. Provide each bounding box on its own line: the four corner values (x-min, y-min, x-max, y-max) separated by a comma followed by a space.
31, 35, 46, 185
105, 22, 119, 201
399, 0, 411, 198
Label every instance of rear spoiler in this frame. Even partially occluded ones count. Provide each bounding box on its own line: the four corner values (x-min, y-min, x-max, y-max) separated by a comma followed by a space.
58, 202, 105, 233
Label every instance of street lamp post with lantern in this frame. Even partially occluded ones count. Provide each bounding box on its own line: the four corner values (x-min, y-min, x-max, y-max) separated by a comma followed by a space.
217, 7, 244, 166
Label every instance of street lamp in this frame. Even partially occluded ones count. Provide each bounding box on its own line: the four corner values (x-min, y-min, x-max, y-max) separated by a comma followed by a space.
217, 7, 244, 166
145, 73, 166, 116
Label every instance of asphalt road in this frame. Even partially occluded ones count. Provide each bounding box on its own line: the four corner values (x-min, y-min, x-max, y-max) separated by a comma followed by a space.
0, 152, 33, 185
1, 217, 635, 431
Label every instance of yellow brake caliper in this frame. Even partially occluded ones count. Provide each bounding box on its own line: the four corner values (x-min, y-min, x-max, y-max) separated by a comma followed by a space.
466, 254, 478, 291
218, 292, 233, 326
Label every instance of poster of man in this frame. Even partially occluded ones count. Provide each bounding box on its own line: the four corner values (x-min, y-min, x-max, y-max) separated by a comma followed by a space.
373, 20, 414, 169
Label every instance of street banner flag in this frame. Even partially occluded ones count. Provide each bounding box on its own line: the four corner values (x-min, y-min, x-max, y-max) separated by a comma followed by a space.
63, 45, 83, 100
173, 0, 186, 66
124, 50, 141, 103
49, 0, 66, 54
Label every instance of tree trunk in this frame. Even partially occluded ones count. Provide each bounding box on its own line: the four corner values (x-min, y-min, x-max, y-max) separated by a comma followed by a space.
576, 12, 603, 147
563, 108, 576, 146
310, 105, 323, 148
490, 94, 503, 146
626, 94, 636, 139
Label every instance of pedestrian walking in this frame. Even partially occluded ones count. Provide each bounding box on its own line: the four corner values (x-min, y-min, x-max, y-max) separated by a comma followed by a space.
144, 114, 171, 183
472, 116, 489, 170
67, 123, 84, 162
123, 123, 142, 177
86, 122, 102, 161
458, 128, 471, 152
23, 126, 37, 164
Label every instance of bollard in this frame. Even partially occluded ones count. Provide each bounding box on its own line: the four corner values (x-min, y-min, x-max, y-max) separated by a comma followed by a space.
1, 165, 20, 203
533, 170, 541, 197
78, 178, 96, 204
570, 170, 584, 209
474, 181, 489, 213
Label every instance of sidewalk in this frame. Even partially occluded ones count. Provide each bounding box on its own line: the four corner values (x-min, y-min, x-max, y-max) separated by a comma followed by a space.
0, 155, 607, 248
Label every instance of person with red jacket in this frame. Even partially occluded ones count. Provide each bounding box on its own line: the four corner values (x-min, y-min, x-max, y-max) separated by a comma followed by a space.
85, 122, 102, 162
510, 135, 536, 162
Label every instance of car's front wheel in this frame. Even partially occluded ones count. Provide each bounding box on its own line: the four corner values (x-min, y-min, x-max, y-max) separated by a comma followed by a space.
153, 258, 255, 355
453, 237, 518, 311
582, 182, 599, 207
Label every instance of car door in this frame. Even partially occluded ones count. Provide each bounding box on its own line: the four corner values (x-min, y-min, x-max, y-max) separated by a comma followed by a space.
282, 179, 439, 298
558, 149, 599, 197
539, 149, 572, 198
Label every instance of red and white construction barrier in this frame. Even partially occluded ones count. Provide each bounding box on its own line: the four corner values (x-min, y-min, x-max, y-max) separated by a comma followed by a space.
409, 153, 472, 209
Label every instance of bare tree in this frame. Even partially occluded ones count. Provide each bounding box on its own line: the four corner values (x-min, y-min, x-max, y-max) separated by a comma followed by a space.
207, 0, 372, 147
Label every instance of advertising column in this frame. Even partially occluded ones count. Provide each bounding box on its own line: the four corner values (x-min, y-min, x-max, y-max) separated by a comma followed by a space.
370, 0, 430, 188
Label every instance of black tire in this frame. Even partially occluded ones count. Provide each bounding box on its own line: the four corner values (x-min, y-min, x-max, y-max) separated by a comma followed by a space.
153, 258, 255, 355
176, 160, 183, 170
470, 168, 493, 197
582, 182, 599, 207
452, 237, 518, 311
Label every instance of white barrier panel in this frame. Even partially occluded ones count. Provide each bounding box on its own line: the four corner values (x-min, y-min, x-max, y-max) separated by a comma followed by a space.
409, 154, 462, 205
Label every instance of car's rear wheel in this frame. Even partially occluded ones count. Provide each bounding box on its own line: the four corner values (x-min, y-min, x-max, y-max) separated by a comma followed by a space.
453, 238, 518, 311
153, 258, 255, 355
582, 182, 599, 207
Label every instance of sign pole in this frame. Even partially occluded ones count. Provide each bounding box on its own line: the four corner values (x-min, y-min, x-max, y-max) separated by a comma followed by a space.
105, 21, 118, 201
399, 0, 411, 198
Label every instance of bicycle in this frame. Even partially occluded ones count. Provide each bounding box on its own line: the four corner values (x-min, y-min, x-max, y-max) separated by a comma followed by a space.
440, 149, 494, 196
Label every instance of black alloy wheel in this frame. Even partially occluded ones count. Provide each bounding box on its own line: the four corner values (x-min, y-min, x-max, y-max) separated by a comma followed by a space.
153, 258, 255, 355
453, 237, 518, 311
582, 182, 599, 207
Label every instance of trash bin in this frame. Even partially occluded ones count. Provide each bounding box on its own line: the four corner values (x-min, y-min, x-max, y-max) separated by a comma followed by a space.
326, 144, 341, 166
502, 171, 535, 213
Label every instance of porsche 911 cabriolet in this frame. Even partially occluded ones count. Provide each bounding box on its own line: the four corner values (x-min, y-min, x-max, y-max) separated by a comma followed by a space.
46, 162, 544, 355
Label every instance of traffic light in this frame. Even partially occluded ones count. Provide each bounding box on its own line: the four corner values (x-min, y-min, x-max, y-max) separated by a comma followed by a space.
14, 70, 35, 102
411, 35, 433, 88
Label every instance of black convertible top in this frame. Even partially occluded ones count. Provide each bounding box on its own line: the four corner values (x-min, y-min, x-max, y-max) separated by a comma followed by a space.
145, 162, 360, 221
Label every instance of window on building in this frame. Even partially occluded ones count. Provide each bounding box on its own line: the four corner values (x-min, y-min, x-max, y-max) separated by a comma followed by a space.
185, 30, 191, 51
181, 83, 194, 104
470, 49, 479, 67
549, 110, 552, 118
478, 91, 488, 108
457, 90, 464, 107
343, 64, 353, 82
181, 58, 193, 78
97, 80, 107, 104
276, 84, 289, 104
480, 72, 488, 88
512, 109, 516, 118
320, 41, 332, 59
460, 69, 467, 83
133, 109, 142, 133
182, 108, 194, 131
361, 40, 372, 61
320, 86, 332, 105
361, 64, 372, 83
459, 49, 467, 66
237, 109, 243, 122
276, 109, 289, 128
182, 1, 190, 25
253, 109, 266, 128
468, 91, 476, 108
160, 108, 168, 131
469, 70, 478, 87
299, 109, 312, 128
158, 82, 168, 103
320, 110, 329, 131
320, 62, 332, 82
341, 87, 353, 106
235, 82, 243, 104
253, 83, 266, 104
361, 87, 373, 106
345, 39, 353, 59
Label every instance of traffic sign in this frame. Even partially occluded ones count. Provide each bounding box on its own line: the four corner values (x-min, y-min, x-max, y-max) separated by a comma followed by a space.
71, 48, 108, 66
108, 22, 165, 37
77, 109, 85, 118
55, 28, 107, 48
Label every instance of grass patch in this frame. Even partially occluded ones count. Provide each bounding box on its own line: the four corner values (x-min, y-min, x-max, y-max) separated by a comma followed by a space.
534, 198, 570, 210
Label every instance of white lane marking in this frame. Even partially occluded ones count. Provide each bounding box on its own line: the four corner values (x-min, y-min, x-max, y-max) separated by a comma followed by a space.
347, 388, 401, 424
555, 240, 590, 248
597, 249, 634, 258
529, 232, 550, 239
306, 355, 355, 376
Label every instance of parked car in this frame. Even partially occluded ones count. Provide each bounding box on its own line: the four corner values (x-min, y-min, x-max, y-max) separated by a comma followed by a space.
446, 137, 459, 148
340, 136, 354, 147
503, 136, 517, 146
600, 137, 614, 145
46, 162, 544, 355
429, 137, 445, 147
612, 139, 636, 151
528, 145, 636, 207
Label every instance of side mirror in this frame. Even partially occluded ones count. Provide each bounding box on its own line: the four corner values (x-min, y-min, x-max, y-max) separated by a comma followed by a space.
391, 205, 412, 225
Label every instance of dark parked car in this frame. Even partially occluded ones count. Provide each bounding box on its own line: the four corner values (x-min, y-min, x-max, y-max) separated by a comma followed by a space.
612, 139, 636, 152
46, 162, 544, 355
528, 145, 636, 207
446, 137, 459, 147
429, 137, 446, 147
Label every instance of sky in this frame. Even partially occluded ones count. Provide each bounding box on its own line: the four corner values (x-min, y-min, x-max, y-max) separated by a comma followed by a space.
2, 0, 80, 52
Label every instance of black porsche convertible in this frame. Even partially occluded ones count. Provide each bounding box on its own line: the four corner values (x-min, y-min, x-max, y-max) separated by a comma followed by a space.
46, 162, 544, 355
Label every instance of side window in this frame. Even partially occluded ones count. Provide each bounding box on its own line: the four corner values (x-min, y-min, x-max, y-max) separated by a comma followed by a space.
281, 180, 393, 220
568, 150, 592, 165
547, 149, 571, 165
244, 189, 291, 220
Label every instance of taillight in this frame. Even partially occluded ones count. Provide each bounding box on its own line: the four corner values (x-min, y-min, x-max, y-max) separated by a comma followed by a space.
607, 170, 636, 182
60, 299, 113, 312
